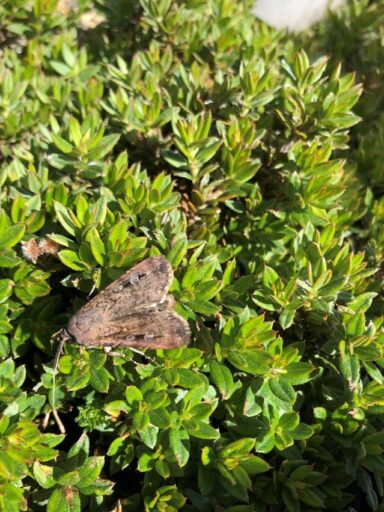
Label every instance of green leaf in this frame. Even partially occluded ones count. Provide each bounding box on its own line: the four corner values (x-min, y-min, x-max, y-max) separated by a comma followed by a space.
279, 308, 296, 329
339, 340, 360, 385
0, 224, 25, 248
279, 412, 299, 430
345, 313, 365, 337
54, 202, 81, 236
66, 367, 90, 391
0, 249, 20, 267
243, 386, 262, 417
69, 117, 82, 146
47, 234, 76, 249
47, 487, 81, 512
363, 361, 383, 384
240, 456, 271, 475
0, 320, 13, 334
169, 428, 190, 467
227, 350, 271, 376
77, 456, 105, 486
267, 379, 296, 407
0, 280, 13, 304
347, 292, 378, 314
284, 362, 314, 385
133, 411, 150, 431
162, 150, 188, 169
282, 487, 301, 512
297, 488, 324, 508
222, 259, 236, 286
52, 134, 73, 154
210, 361, 236, 400
290, 423, 313, 440
182, 258, 217, 288
155, 459, 171, 478
196, 140, 222, 165
107, 220, 128, 251
263, 265, 279, 287
88, 134, 120, 160
227, 465, 251, 490
90, 197, 108, 225
87, 228, 105, 266
125, 386, 143, 404
140, 425, 158, 449
187, 299, 220, 316
183, 419, 219, 440
220, 438, 255, 457
167, 235, 188, 268
50, 61, 71, 76
58, 470, 81, 486
193, 280, 222, 301
89, 367, 110, 393
58, 250, 89, 271
138, 452, 155, 473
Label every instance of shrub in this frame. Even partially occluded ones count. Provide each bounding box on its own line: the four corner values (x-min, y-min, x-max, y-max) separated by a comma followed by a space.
0, 0, 383, 510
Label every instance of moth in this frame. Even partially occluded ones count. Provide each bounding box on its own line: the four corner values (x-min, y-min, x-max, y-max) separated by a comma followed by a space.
61, 255, 190, 350
51, 256, 190, 433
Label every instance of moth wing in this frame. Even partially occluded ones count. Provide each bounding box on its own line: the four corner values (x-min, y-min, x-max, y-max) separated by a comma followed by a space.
69, 308, 190, 350
68, 256, 173, 329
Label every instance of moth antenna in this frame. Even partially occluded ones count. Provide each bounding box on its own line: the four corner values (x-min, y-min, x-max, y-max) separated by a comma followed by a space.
51, 329, 69, 434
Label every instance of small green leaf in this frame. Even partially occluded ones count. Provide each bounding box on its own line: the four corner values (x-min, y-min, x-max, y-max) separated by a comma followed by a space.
347, 292, 378, 314
0, 224, 25, 248
88, 134, 120, 160
87, 228, 105, 266
183, 419, 219, 440
140, 425, 158, 449
346, 313, 365, 337
50, 61, 71, 76
133, 411, 150, 431
54, 202, 81, 236
89, 367, 110, 393
125, 386, 143, 404
182, 258, 217, 288
52, 134, 73, 154
0, 280, 13, 304
210, 361, 236, 400
47, 487, 81, 512
169, 428, 190, 467
162, 150, 188, 169
0, 249, 20, 267
263, 266, 279, 287
90, 197, 108, 225
187, 299, 220, 316
227, 350, 271, 376
58, 250, 89, 271
279, 308, 296, 329
167, 235, 188, 268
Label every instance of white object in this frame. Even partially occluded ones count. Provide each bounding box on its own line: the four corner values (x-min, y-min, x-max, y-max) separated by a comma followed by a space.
252, 0, 345, 32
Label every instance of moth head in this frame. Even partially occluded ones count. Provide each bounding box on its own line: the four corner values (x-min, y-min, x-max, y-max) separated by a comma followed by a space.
66, 308, 103, 346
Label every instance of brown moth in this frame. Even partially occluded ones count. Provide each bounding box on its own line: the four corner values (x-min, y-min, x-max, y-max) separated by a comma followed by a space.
51, 256, 190, 433
62, 255, 190, 350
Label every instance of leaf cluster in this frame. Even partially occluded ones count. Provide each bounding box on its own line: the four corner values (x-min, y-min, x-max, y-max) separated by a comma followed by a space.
0, 0, 383, 511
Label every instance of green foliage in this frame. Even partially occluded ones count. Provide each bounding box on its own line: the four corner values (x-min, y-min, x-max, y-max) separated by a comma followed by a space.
0, 0, 383, 510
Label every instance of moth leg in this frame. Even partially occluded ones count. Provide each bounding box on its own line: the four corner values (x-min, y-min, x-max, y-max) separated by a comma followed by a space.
129, 347, 158, 364
87, 282, 97, 298
103, 346, 157, 365
46, 329, 70, 435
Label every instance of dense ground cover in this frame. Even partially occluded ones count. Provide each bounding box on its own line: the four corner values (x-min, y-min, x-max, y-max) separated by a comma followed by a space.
1, 0, 384, 510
